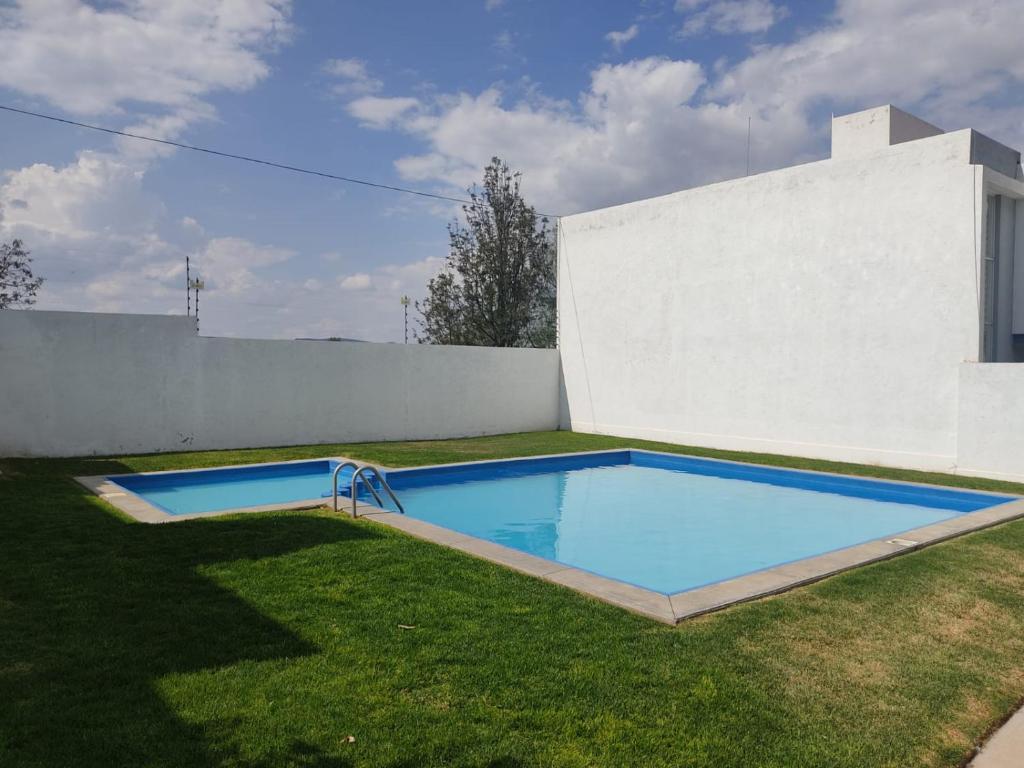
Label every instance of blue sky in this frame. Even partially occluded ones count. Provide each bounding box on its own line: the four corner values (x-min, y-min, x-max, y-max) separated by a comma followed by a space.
1, 0, 1022, 340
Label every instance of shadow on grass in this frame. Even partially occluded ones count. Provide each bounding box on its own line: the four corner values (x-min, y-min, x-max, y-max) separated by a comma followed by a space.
0, 459, 371, 767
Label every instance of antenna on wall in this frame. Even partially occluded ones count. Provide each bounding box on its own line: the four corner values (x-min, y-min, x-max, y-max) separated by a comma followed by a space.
400, 295, 410, 344
189, 277, 204, 332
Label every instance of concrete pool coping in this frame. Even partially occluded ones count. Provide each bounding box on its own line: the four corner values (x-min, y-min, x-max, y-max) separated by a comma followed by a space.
75, 449, 1024, 624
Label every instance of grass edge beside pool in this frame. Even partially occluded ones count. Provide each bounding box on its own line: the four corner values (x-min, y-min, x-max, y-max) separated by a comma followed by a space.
2, 430, 1024, 767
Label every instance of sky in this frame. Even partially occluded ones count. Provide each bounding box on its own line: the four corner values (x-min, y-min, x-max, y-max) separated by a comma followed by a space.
1, 0, 1023, 341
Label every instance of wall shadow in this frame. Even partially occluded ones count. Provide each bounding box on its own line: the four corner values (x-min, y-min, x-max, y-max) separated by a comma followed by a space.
0, 459, 373, 767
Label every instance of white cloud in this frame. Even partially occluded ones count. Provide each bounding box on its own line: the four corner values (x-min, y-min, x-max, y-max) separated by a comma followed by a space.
0, 0, 291, 117
323, 57, 383, 96
485, 0, 506, 11
180, 216, 204, 235
197, 237, 294, 297
676, 0, 784, 37
316, 256, 444, 341
605, 24, 639, 50
245, 257, 446, 342
3, 224, 188, 315
351, 0, 1024, 218
713, 0, 1024, 136
339, 272, 372, 291
347, 96, 421, 129
388, 58, 733, 214
13, 221, 440, 341
0, 152, 163, 239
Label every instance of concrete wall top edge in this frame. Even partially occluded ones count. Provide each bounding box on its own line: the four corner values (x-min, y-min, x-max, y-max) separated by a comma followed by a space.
970, 130, 1022, 179
560, 129, 974, 229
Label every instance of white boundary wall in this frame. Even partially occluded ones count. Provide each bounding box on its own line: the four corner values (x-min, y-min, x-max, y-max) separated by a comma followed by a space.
558, 126, 1024, 482
956, 364, 1024, 482
0, 310, 560, 457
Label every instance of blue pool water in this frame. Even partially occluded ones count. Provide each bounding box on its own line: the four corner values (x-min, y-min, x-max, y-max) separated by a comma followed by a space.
110, 450, 1013, 594
113, 460, 341, 515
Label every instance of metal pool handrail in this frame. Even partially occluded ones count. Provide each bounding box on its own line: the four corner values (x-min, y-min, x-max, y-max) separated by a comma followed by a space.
351, 465, 405, 518
331, 460, 405, 518
331, 461, 360, 515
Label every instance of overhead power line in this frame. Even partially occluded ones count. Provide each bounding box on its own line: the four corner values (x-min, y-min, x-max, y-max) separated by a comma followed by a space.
0, 103, 562, 218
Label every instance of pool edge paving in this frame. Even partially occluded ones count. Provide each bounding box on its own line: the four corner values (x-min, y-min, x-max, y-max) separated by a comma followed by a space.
970, 703, 1024, 768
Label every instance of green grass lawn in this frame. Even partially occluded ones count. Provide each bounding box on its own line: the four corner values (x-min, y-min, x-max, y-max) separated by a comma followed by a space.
2, 431, 1024, 767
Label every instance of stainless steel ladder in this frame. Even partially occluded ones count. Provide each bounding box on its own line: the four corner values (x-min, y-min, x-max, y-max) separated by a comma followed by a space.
331, 461, 405, 518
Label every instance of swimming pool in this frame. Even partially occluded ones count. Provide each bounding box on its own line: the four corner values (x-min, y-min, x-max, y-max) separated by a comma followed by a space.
385, 451, 1012, 594
101, 449, 1017, 601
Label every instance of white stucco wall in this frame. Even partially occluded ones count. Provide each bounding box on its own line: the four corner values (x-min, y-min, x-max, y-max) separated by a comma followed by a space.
956, 364, 1024, 482
832, 105, 943, 160
558, 130, 986, 472
0, 309, 560, 457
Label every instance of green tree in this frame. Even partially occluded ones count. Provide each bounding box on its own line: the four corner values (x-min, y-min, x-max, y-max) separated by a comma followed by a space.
417, 157, 555, 347
0, 239, 44, 309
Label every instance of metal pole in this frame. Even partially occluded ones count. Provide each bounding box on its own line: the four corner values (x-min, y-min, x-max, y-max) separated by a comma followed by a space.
400, 295, 410, 343
186, 254, 191, 316
745, 115, 753, 177
189, 277, 204, 332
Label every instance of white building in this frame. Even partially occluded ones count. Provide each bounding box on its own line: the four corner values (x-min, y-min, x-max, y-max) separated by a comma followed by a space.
558, 106, 1024, 481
